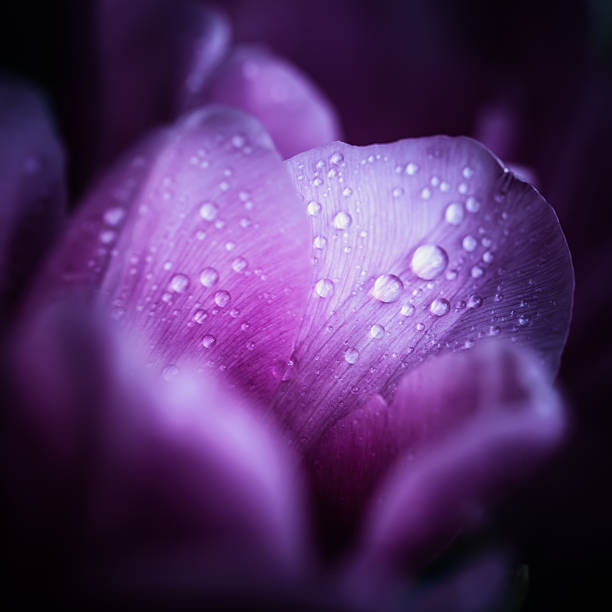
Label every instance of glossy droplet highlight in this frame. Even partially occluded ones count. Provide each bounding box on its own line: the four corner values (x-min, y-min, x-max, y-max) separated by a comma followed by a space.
462, 235, 478, 252
199, 201, 218, 221
429, 297, 450, 316
168, 274, 189, 293
369, 324, 385, 339
202, 334, 216, 348
445, 202, 464, 225
307, 201, 322, 216
333, 211, 352, 230
214, 290, 231, 307
315, 278, 335, 298
344, 347, 359, 364
372, 274, 404, 303
411, 245, 448, 280
231, 257, 248, 273
200, 267, 219, 288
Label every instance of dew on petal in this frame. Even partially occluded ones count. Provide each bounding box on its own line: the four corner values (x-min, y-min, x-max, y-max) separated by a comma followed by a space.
466, 196, 481, 213
429, 297, 450, 316
333, 211, 352, 230
315, 278, 335, 298
202, 334, 216, 348
467, 295, 483, 309
103, 207, 125, 226
344, 347, 359, 364
445, 202, 464, 225
471, 265, 484, 279
462, 235, 478, 252
214, 290, 231, 307
231, 256, 248, 272
199, 201, 219, 221
372, 274, 404, 303
168, 274, 189, 293
369, 324, 385, 339
192, 309, 207, 324
199, 267, 219, 288
410, 244, 449, 280
313, 235, 327, 249
307, 201, 322, 216
400, 303, 415, 316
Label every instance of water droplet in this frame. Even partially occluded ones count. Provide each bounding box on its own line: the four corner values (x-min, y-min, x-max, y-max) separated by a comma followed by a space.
372, 274, 404, 303
313, 235, 327, 249
329, 151, 344, 164
466, 196, 481, 213
400, 303, 415, 316
462, 235, 478, 252
342, 187, 353, 197
225, 241, 236, 251
518, 315, 529, 326
200, 267, 219, 288
467, 295, 483, 309
307, 201, 322, 216
333, 211, 352, 230
392, 187, 404, 198
344, 347, 359, 364
406, 162, 418, 175
168, 274, 189, 293
415, 322, 425, 331
214, 290, 231, 307
199, 201, 218, 221
232, 256, 248, 272
369, 324, 385, 339
193, 309, 207, 324
315, 278, 335, 298
246, 341, 255, 351
489, 325, 501, 336
232, 134, 245, 148
104, 207, 125, 226
463, 166, 474, 179
429, 297, 450, 316
471, 265, 484, 279
202, 334, 216, 348
411, 244, 448, 280
483, 251, 494, 263
445, 202, 464, 225
421, 187, 431, 199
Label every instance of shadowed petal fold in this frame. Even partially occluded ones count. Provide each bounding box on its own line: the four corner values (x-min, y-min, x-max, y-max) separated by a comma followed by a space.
5, 295, 308, 602
343, 342, 564, 584
0, 80, 66, 319
273, 137, 573, 446
33, 107, 312, 404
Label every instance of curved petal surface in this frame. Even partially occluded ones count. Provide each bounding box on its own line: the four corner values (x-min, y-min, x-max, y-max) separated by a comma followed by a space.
200, 45, 342, 158
34, 107, 312, 404
6, 295, 307, 601
273, 137, 573, 446
345, 343, 564, 583
0, 80, 66, 319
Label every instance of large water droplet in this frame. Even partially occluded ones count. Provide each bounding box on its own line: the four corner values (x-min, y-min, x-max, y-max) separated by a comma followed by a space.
344, 347, 359, 364
168, 274, 189, 293
199, 201, 218, 221
200, 267, 219, 288
445, 202, 464, 225
315, 278, 335, 298
333, 211, 352, 230
214, 290, 231, 307
372, 274, 404, 303
429, 297, 450, 316
411, 245, 448, 280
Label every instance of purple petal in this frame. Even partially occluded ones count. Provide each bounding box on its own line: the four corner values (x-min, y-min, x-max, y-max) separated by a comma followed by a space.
7, 295, 308, 597
273, 137, 573, 447
97, 0, 231, 163
345, 343, 564, 582
0, 80, 66, 317
33, 107, 312, 404
197, 45, 342, 158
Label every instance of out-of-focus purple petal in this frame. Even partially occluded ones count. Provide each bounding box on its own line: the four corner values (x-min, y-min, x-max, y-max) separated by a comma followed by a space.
97, 0, 231, 164
345, 343, 564, 584
0, 80, 66, 318
273, 137, 573, 447
33, 107, 311, 404
6, 294, 308, 601
191, 45, 342, 158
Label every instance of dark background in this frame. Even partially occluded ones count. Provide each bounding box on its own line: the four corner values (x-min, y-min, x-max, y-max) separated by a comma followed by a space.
2, 0, 611, 608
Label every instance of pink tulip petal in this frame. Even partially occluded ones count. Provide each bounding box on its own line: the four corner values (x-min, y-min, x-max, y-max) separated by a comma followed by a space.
0, 80, 66, 316
7, 295, 307, 597
97, 0, 231, 163
344, 343, 564, 583
273, 137, 573, 447
198, 45, 342, 158
34, 107, 312, 404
